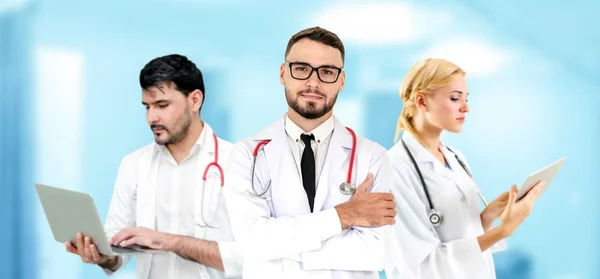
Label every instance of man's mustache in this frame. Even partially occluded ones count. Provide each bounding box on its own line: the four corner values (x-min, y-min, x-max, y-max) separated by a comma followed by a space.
298, 88, 325, 97
151, 124, 167, 131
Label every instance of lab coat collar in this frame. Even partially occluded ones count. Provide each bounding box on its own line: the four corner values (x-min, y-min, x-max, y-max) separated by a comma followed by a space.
401, 131, 442, 169
284, 114, 335, 145
252, 116, 287, 183
197, 122, 217, 159
401, 131, 468, 196
253, 114, 352, 149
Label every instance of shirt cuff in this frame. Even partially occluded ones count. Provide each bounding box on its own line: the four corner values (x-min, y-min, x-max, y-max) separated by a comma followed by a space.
317, 208, 342, 241
100, 262, 119, 276
100, 255, 129, 276
491, 239, 507, 253
217, 241, 243, 277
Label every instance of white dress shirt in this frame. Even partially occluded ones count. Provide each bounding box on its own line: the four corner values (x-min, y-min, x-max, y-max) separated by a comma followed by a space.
150, 131, 205, 279
284, 114, 334, 187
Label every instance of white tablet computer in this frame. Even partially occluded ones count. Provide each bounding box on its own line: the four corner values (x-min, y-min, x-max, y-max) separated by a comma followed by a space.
516, 157, 567, 201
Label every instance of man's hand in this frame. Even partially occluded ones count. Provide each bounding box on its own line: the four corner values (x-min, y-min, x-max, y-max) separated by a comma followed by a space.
111, 228, 226, 272
65, 232, 120, 271
335, 174, 396, 229
110, 227, 172, 251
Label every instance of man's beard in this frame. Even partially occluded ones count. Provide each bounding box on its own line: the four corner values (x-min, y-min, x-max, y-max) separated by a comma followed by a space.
150, 106, 192, 145
285, 88, 337, 119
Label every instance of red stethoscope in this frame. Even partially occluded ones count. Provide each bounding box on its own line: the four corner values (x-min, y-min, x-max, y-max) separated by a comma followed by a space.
248, 127, 358, 198
202, 133, 224, 186
198, 133, 224, 228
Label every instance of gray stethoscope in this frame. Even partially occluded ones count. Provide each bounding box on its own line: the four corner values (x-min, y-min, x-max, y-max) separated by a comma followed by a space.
248, 127, 359, 202
401, 137, 488, 227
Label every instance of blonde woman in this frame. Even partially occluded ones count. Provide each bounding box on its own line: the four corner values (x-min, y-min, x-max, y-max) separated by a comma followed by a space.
384, 58, 545, 279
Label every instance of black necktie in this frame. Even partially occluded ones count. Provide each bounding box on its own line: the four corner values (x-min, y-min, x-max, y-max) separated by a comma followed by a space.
300, 133, 316, 212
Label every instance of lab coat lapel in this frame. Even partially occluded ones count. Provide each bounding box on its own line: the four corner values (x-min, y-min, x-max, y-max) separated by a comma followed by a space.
195, 124, 219, 231
402, 132, 468, 197
313, 117, 352, 212
255, 116, 310, 214
135, 148, 156, 279
136, 145, 160, 230
440, 145, 470, 197
260, 117, 286, 187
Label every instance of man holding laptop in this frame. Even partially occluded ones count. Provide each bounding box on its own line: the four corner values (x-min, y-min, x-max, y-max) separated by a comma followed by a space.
63, 54, 242, 278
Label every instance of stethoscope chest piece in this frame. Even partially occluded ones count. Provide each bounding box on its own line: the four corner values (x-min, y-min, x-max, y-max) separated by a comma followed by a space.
400, 134, 488, 227
339, 182, 356, 195
429, 209, 443, 227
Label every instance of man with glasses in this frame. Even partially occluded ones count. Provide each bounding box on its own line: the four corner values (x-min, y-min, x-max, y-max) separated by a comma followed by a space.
223, 27, 396, 279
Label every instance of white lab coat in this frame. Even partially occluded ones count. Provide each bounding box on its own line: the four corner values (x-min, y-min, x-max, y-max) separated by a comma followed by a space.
223, 115, 392, 279
384, 131, 506, 279
102, 123, 243, 279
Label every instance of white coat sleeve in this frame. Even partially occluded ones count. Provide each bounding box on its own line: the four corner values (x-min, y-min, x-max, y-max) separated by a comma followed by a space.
223, 143, 342, 263
214, 146, 244, 277
101, 156, 137, 275
387, 157, 492, 279
453, 149, 507, 254
300, 148, 392, 271
217, 240, 243, 277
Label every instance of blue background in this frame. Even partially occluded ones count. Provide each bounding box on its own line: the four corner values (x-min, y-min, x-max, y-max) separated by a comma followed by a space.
1, 0, 597, 278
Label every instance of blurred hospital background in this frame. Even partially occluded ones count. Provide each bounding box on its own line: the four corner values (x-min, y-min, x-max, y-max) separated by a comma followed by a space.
1, 0, 598, 278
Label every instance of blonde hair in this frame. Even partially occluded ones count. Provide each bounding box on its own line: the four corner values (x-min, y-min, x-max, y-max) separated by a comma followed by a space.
394, 58, 466, 146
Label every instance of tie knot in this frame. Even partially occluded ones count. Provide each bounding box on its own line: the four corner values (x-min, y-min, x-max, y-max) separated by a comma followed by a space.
300, 133, 315, 145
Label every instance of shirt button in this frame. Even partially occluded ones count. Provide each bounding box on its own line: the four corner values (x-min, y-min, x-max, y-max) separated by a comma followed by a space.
461, 196, 467, 203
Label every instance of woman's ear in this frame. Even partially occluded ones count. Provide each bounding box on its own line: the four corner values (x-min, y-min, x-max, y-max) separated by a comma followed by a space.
414, 92, 428, 111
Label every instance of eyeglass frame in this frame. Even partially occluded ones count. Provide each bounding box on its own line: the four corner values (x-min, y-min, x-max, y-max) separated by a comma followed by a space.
284, 61, 344, 84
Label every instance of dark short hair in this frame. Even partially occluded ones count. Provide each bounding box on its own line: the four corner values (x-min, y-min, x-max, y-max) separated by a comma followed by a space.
139, 54, 205, 107
285, 26, 345, 63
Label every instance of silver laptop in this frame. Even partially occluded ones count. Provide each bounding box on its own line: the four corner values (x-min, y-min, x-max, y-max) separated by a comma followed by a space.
35, 183, 153, 256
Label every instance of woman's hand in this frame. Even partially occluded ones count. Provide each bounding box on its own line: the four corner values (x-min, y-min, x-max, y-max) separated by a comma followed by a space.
480, 191, 510, 231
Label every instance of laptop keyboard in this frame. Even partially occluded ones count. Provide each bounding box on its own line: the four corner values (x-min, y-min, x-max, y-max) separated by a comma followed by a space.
111, 245, 138, 254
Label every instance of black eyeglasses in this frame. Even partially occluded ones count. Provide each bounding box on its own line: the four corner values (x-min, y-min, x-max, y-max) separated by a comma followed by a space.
285, 61, 343, 83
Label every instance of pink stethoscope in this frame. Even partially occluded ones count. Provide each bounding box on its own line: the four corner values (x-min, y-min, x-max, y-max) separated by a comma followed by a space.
202, 133, 224, 186
198, 133, 224, 228
247, 127, 358, 199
